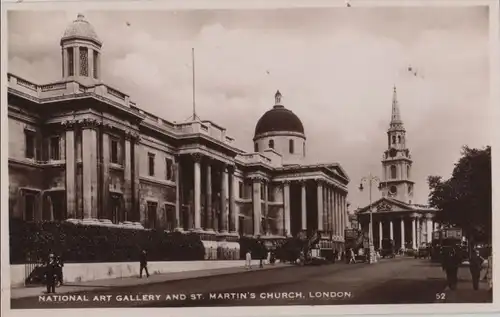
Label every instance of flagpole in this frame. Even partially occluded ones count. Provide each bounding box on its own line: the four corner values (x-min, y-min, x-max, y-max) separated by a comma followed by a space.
192, 47, 197, 120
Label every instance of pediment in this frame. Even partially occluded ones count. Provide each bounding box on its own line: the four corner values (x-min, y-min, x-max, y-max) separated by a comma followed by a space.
358, 198, 414, 214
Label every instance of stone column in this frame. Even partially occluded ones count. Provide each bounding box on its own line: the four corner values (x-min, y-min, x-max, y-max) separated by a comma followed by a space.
229, 167, 236, 233
341, 195, 346, 235
193, 155, 202, 230
220, 165, 229, 233
101, 132, 110, 220
390, 220, 394, 240
124, 135, 133, 221
301, 181, 307, 230
416, 217, 421, 246
263, 180, 269, 234
64, 126, 76, 219
316, 180, 323, 231
334, 191, 339, 236
283, 181, 291, 236
400, 218, 405, 250
133, 138, 141, 222
174, 155, 182, 230
205, 162, 213, 231
412, 217, 417, 249
327, 187, 332, 233
322, 187, 328, 232
82, 120, 98, 219
252, 177, 262, 236
426, 215, 433, 243
379, 221, 383, 248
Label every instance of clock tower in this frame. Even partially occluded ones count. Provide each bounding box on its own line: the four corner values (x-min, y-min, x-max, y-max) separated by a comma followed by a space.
380, 86, 415, 203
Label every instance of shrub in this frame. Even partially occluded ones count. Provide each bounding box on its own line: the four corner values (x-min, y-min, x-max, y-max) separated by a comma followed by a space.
9, 219, 205, 264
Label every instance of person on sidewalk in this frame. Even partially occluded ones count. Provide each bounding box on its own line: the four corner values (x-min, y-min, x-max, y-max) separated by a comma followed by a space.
55, 255, 64, 287
441, 246, 461, 290
349, 248, 356, 264
139, 249, 150, 278
469, 248, 485, 291
44, 254, 58, 294
332, 249, 338, 264
245, 250, 252, 270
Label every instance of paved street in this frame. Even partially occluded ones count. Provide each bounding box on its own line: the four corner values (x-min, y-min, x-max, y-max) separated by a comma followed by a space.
11, 257, 491, 308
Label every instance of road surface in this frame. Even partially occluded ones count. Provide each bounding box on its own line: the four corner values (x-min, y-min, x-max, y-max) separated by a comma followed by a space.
12, 257, 453, 308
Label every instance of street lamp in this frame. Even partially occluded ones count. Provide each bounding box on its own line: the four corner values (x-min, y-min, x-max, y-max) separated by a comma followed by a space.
359, 173, 380, 264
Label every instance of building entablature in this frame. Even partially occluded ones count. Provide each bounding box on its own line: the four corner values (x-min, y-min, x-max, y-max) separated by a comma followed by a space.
178, 147, 236, 167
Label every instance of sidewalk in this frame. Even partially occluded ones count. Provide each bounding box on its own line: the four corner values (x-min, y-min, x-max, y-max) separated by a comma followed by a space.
439, 267, 492, 303
11, 262, 292, 299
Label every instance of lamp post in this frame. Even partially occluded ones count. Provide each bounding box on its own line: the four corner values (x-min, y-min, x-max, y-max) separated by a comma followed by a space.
359, 173, 380, 264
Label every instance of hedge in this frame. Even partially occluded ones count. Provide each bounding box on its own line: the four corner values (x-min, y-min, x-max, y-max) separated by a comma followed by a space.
9, 219, 205, 264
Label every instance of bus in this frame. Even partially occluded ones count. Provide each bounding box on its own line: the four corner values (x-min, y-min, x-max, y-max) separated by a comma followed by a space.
430, 227, 464, 262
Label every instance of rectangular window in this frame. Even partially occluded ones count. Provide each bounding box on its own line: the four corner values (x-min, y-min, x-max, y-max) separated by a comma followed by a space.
49, 136, 60, 160
79, 47, 88, 76
147, 201, 157, 229
238, 181, 243, 198
165, 158, 173, 180
25, 131, 35, 159
148, 153, 155, 176
268, 185, 274, 202
67, 47, 74, 76
110, 139, 119, 164
93, 51, 99, 79
289, 139, 294, 154
25, 194, 36, 222
260, 184, 265, 200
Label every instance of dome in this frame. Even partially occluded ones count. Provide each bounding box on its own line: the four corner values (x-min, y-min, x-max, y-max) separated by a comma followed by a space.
61, 14, 101, 45
254, 90, 305, 138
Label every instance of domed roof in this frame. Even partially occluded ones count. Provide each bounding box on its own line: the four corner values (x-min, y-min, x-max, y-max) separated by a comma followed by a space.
61, 14, 101, 46
254, 90, 305, 137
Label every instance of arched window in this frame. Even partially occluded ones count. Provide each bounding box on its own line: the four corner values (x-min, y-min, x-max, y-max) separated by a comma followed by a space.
268, 139, 274, 149
392, 135, 396, 144
407, 165, 410, 179
289, 139, 294, 154
390, 165, 397, 179
254, 142, 259, 152
397, 135, 401, 144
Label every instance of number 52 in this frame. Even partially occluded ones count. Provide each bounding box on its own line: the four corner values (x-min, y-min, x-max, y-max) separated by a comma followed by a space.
436, 293, 446, 300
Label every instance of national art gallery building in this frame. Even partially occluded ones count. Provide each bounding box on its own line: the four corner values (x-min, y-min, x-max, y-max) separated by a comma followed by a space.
7, 14, 350, 256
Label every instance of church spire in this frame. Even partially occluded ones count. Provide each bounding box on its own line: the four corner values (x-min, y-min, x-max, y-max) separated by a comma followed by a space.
389, 86, 404, 131
391, 86, 402, 124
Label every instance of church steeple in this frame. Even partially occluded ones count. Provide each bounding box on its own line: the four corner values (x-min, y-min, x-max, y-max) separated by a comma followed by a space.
380, 86, 414, 204
389, 86, 404, 132
391, 86, 402, 124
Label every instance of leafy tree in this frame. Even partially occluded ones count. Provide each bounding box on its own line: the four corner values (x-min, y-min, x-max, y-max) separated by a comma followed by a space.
427, 146, 491, 245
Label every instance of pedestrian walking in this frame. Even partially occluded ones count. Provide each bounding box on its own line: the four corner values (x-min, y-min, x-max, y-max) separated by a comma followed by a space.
139, 249, 150, 278
441, 246, 461, 290
469, 248, 485, 291
333, 249, 338, 263
44, 253, 58, 294
349, 248, 356, 264
245, 250, 252, 270
55, 255, 64, 286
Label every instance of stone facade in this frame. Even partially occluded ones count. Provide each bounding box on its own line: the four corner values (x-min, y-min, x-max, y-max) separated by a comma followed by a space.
7, 14, 350, 256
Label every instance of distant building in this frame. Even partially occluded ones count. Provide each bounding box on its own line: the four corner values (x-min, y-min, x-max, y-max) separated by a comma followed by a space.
356, 87, 437, 251
8, 14, 350, 255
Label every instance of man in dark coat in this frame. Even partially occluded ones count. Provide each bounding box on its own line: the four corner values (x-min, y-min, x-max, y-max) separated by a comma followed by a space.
469, 248, 485, 290
55, 255, 64, 286
441, 246, 462, 290
139, 250, 150, 278
45, 254, 58, 293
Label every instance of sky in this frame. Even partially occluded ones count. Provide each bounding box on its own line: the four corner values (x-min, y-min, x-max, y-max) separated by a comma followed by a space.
7, 6, 491, 210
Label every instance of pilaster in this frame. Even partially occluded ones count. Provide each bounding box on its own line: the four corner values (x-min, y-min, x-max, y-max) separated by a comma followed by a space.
283, 180, 291, 236
81, 119, 99, 219
63, 123, 76, 219
252, 177, 262, 236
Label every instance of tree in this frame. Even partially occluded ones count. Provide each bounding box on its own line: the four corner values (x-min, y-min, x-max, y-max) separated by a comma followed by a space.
427, 146, 491, 245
